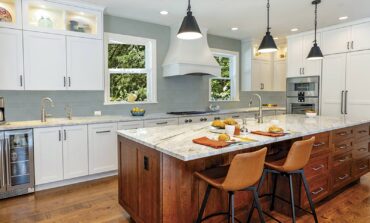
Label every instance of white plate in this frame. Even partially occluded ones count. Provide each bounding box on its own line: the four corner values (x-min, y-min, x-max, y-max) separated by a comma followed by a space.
209, 126, 225, 134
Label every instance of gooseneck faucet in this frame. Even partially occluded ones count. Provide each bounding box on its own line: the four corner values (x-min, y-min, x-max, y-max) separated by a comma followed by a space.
249, 94, 263, 123
41, 97, 54, 122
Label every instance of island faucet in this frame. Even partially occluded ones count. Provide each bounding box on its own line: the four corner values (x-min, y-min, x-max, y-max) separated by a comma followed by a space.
41, 97, 54, 122
249, 93, 263, 123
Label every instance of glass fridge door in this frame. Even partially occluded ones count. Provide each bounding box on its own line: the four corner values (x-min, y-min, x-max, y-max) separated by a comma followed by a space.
5, 129, 34, 190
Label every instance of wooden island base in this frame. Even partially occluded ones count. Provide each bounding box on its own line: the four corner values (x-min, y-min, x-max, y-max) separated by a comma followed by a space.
118, 124, 370, 223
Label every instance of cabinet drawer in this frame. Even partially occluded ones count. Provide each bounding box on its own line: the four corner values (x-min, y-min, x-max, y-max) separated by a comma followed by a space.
303, 176, 330, 206
333, 128, 354, 143
352, 157, 370, 178
332, 164, 352, 191
353, 139, 369, 159
354, 124, 370, 140
333, 139, 353, 154
305, 155, 330, 179
144, 118, 179, 128
332, 151, 352, 167
118, 121, 144, 130
304, 132, 330, 156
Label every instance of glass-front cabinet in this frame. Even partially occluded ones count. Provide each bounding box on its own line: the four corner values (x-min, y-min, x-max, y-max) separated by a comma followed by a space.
22, 0, 103, 39
0, 0, 22, 28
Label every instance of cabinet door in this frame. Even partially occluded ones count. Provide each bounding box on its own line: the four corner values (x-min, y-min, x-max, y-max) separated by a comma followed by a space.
63, 125, 88, 180
66, 37, 103, 90
287, 36, 303, 77
321, 54, 347, 116
273, 60, 286, 91
351, 22, 370, 51
88, 123, 118, 174
252, 60, 272, 91
34, 127, 63, 185
303, 33, 322, 76
322, 27, 351, 55
24, 31, 66, 90
346, 50, 370, 119
0, 28, 24, 90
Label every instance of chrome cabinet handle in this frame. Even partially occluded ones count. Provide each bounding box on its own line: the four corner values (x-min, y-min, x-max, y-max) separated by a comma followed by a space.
344, 90, 348, 114
156, 122, 168, 125
96, 130, 111, 134
64, 77, 66, 87
358, 148, 367, 152
312, 187, 324, 195
358, 130, 368, 134
302, 68, 305, 75
64, 129, 67, 141
68, 77, 71, 87
0, 139, 5, 188
341, 90, 345, 114
351, 41, 354, 50
20, 75, 23, 87
312, 164, 325, 171
338, 174, 349, 180
347, 42, 350, 50
338, 156, 350, 162
59, 130, 62, 141
313, 142, 325, 147
5, 139, 10, 187
359, 165, 368, 170
338, 144, 348, 150
337, 132, 347, 136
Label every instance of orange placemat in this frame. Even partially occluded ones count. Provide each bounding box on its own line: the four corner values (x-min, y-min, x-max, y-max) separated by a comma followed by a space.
193, 137, 230, 149
251, 131, 287, 137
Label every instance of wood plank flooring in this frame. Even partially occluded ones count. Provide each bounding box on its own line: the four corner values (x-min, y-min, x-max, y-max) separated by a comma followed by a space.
0, 174, 369, 223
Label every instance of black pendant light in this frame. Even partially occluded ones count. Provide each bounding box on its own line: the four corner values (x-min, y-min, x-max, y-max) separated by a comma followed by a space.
258, 0, 278, 53
307, 0, 324, 60
177, 0, 202, 40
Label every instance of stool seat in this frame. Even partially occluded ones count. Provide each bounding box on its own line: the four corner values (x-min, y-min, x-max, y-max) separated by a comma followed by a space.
264, 161, 287, 172
194, 165, 228, 190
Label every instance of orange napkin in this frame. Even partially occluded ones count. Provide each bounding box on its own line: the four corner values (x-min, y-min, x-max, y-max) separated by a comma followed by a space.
192, 137, 230, 149
251, 131, 286, 137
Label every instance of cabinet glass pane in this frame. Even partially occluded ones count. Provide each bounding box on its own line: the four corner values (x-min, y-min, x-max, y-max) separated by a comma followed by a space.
0, 0, 17, 25
9, 133, 32, 186
66, 11, 97, 34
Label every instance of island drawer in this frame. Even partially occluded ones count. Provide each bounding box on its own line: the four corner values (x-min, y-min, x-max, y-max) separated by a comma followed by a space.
305, 154, 330, 180
332, 163, 352, 191
333, 127, 354, 143
354, 124, 370, 140
332, 151, 352, 167
352, 157, 370, 177
144, 118, 179, 127
302, 175, 330, 206
353, 139, 370, 159
333, 139, 353, 154
304, 132, 330, 156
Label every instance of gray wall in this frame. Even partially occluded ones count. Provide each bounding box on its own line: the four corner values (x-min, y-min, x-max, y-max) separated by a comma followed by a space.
0, 15, 285, 122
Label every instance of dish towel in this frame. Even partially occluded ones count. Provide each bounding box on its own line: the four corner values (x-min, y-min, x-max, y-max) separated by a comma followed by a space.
192, 137, 230, 149
251, 131, 287, 137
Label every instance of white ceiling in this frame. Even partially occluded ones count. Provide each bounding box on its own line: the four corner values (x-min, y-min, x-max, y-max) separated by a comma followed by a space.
80, 0, 370, 40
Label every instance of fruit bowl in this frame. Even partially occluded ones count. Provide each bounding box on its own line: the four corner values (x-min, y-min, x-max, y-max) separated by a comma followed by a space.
131, 110, 145, 116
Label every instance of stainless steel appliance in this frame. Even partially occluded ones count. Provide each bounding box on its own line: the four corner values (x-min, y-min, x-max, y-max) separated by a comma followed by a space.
287, 76, 320, 114
0, 97, 5, 124
0, 129, 34, 199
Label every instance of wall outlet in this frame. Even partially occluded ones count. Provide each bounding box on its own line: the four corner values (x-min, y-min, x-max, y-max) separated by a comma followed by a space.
94, 111, 102, 116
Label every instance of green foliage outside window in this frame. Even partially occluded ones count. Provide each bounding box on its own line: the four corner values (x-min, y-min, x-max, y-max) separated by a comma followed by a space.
211, 56, 232, 101
108, 43, 148, 102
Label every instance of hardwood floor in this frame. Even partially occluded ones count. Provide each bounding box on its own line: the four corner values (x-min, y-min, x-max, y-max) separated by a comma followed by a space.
0, 174, 369, 223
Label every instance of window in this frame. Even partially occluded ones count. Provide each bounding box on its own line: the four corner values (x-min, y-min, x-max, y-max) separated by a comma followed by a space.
210, 49, 240, 102
105, 33, 157, 104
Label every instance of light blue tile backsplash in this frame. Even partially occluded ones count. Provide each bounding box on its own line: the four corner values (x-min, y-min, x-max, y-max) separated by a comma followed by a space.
0, 16, 285, 122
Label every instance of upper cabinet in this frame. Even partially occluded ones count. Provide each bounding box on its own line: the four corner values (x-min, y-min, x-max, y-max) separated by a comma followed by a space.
22, 0, 103, 39
287, 33, 322, 77
0, 0, 22, 29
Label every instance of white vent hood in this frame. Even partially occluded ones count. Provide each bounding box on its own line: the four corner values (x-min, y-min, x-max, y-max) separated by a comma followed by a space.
162, 25, 221, 77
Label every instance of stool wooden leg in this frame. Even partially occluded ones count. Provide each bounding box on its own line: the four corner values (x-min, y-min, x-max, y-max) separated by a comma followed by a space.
300, 171, 319, 223
288, 174, 296, 223
270, 173, 278, 211
252, 188, 266, 223
196, 185, 212, 223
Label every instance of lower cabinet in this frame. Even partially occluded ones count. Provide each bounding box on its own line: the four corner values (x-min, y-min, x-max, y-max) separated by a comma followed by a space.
88, 123, 118, 174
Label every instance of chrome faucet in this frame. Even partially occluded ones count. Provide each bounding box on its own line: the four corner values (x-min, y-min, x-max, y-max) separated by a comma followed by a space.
41, 97, 54, 122
65, 105, 73, 120
249, 94, 263, 123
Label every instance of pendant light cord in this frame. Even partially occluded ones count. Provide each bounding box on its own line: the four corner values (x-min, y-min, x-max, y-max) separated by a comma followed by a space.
314, 1, 318, 44
267, 0, 271, 32
187, 0, 191, 12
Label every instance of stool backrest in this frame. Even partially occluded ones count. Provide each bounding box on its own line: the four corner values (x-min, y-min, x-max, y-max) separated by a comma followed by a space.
283, 137, 315, 172
222, 148, 267, 191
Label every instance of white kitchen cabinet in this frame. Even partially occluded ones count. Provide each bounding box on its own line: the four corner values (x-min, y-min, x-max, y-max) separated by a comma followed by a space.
322, 27, 351, 55
273, 60, 286, 91
321, 54, 347, 116
24, 31, 67, 90
34, 127, 64, 185
118, 121, 144, 130
66, 37, 103, 90
144, 118, 179, 128
0, 28, 24, 90
62, 125, 89, 180
88, 123, 118, 174
351, 22, 370, 51
251, 60, 273, 91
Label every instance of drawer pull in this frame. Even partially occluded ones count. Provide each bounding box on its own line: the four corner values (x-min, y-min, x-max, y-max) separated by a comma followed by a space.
337, 144, 348, 150
313, 142, 325, 147
359, 165, 368, 170
338, 174, 350, 180
312, 164, 325, 171
337, 132, 348, 136
96, 130, 111, 134
156, 122, 168, 125
338, 156, 351, 162
311, 187, 324, 195
358, 148, 368, 152
358, 130, 368, 134
232, 115, 240, 118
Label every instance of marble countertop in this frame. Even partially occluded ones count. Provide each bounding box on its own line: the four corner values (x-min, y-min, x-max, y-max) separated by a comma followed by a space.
0, 107, 285, 131
117, 114, 370, 161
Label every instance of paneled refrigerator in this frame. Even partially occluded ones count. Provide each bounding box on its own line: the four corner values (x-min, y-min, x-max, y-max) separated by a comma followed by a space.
0, 129, 34, 199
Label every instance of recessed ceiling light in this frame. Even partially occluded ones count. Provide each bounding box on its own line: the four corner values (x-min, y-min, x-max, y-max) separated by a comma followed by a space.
291, 28, 299, 32
273, 37, 279, 40
339, 16, 348, 21
231, 27, 239, 31
160, 11, 168, 15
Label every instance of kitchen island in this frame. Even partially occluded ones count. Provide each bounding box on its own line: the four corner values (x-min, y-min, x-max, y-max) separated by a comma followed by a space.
117, 115, 370, 223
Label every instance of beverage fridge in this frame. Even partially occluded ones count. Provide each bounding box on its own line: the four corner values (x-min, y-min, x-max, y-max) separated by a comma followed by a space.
0, 129, 34, 199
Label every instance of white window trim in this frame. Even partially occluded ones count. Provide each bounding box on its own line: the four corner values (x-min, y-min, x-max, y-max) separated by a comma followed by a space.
209, 48, 240, 102
104, 32, 157, 105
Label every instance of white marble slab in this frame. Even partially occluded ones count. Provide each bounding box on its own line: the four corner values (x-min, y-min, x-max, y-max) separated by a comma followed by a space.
117, 115, 370, 161
0, 107, 285, 131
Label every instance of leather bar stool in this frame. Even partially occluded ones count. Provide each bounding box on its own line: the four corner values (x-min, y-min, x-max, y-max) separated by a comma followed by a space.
195, 148, 267, 223
247, 137, 319, 223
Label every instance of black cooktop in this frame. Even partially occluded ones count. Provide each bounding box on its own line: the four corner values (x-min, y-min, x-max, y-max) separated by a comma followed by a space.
167, 111, 209, 115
